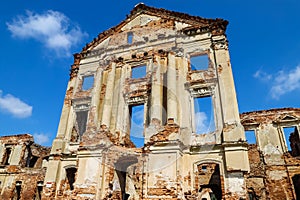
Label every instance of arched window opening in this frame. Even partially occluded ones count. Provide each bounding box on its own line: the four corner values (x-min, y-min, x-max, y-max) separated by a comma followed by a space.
197, 163, 222, 200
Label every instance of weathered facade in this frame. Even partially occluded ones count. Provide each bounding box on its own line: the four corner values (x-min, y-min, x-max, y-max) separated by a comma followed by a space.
241, 108, 300, 200
0, 134, 50, 199
43, 4, 250, 199
1, 4, 299, 200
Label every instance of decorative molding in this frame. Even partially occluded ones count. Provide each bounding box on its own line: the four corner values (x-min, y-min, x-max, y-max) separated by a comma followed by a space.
189, 84, 215, 98
72, 97, 92, 111
126, 95, 147, 105
211, 38, 228, 50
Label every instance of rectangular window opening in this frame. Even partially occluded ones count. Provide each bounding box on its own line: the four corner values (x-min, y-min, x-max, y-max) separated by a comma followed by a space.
76, 110, 88, 138
129, 104, 145, 148
245, 130, 257, 144
29, 155, 39, 168
36, 181, 43, 200
283, 126, 300, 156
191, 54, 209, 71
2, 147, 11, 165
15, 181, 22, 200
194, 96, 215, 134
292, 174, 300, 199
82, 75, 94, 91
127, 32, 133, 44
131, 65, 146, 79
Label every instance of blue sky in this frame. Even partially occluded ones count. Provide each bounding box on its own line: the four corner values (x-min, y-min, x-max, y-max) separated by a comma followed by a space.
0, 0, 299, 146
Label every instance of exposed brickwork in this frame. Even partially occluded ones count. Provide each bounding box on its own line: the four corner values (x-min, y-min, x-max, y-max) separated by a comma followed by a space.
242, 108, 300, 200
2, 4, 299, 200
0, 134, 50, 200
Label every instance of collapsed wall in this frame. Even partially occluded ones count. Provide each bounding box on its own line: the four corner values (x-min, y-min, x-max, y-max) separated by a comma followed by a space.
1, 4, 299, 200
241, 108, 300, 200
42, 4, 249, 200
0, 134, 50, 199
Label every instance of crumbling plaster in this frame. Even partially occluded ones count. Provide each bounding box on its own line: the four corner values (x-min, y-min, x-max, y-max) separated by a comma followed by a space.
1, 4, 299, 200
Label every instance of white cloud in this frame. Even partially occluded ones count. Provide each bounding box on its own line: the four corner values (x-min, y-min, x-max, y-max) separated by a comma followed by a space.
254, 66, 300, 99
33, 133, 50, 145
195, 111, 208, 133
0, 90, 32, 118
253, 69, 272, 81
7, 10, 87, 57
270, 66, 300, 99
132, 107, 144, 124
130, 106, 144, 138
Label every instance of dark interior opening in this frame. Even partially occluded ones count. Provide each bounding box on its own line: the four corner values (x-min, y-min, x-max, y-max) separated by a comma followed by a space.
289, 127, 300, 157
66, 168, 77, 190
115, 156, 138, 200
37, 181, 43, 199
15, 181, 22, 200
29, 156, 39, 168
2, 147, 11, 165
25, 145, 39, 168
198, 163, 222, 200
76, 110, 88, 138
292, 174, 300, 200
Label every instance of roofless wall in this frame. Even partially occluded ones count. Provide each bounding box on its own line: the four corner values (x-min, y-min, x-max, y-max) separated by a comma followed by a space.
43, 4, 250, 199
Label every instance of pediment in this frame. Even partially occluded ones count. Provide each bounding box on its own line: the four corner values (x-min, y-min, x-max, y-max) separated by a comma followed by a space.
121, 14, 161, 31
82, 3, 228, 53
278, 115, 298, 122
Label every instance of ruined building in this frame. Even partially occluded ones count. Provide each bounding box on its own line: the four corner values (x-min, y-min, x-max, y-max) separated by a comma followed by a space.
241, 108, 300, 199
0, 4, 299, 200
0, 134, 50, 199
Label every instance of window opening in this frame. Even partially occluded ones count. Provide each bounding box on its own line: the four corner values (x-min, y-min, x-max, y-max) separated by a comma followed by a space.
191, 54, 209, 71
116, 170, 129, 200
131, 65, 146, 79
248, 188, 259, 200
66, 168, 77, 190
162, 83, 168, 126
70, 125, 79, 142
127, 32, 133, 44
29, 156, 39, 168
129, 104, 145, 147
284, 126, 300, 157
194, 96, 215, 134
14, 181, 22, 200
34, 181, 43, 200
283, 127, 296, 151
245, 130, 257, 144
2, 147, 11, 165
25, 145, 31, 167
292, 174, 300, 200
82, 75, 94, 91
115, 157, 137, 200
197, 163, 222, 200
25, 145, 39, 168
76, 110, 88, 138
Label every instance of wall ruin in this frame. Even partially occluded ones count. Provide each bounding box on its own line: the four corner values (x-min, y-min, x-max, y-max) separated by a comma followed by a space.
0, 134, 50, 200
0, 4, 299, 200
241, 108, 300, 200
